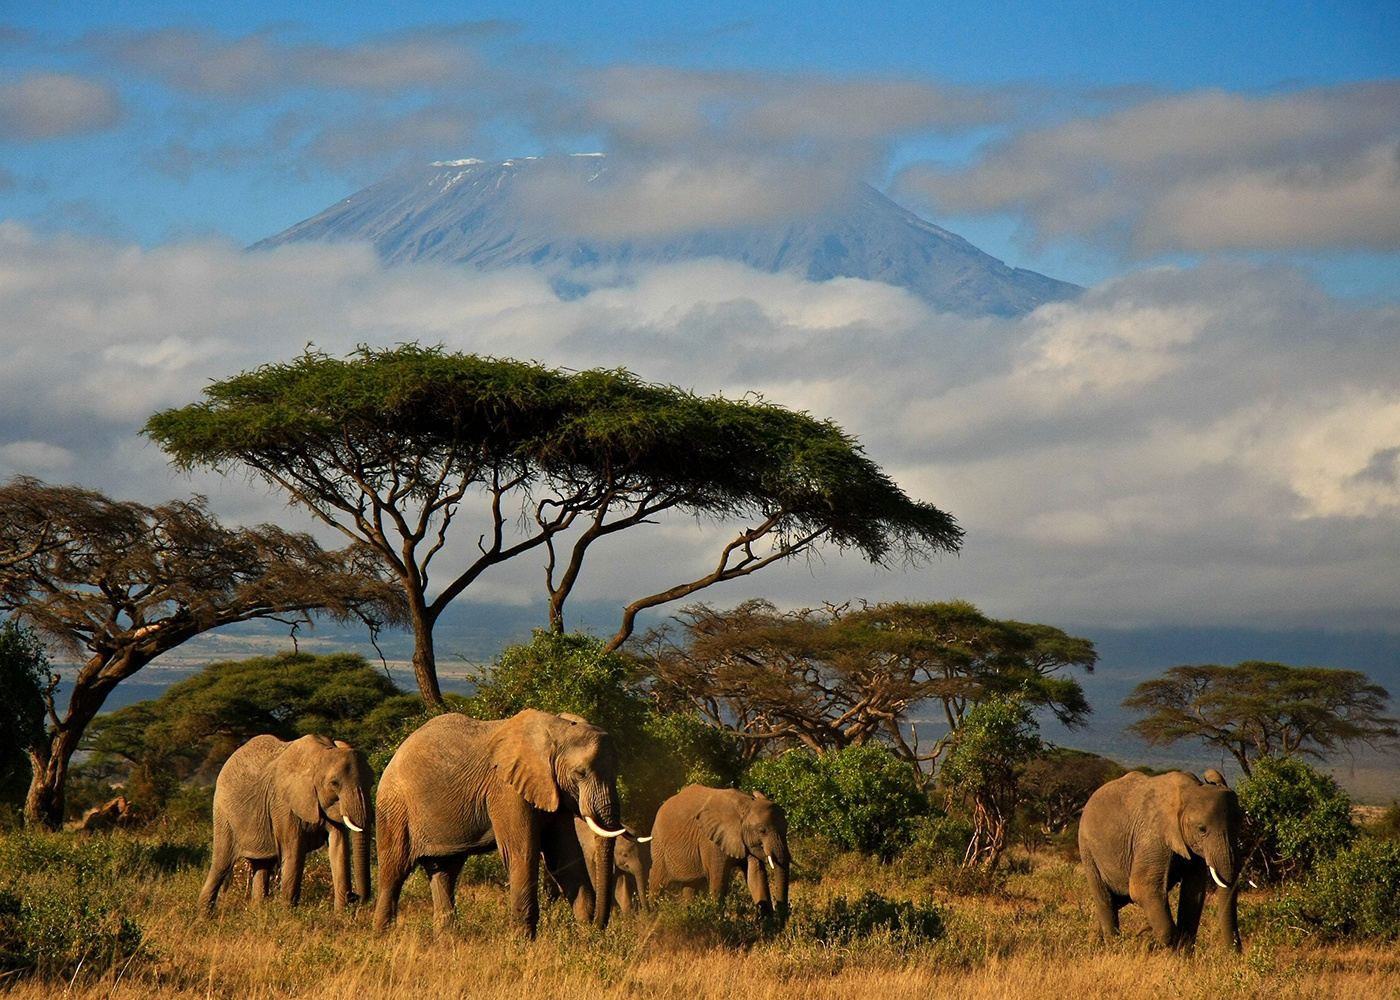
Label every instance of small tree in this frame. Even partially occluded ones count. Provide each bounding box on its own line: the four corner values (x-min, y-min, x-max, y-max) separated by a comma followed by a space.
642, 599, 1093, 777
940, 694, 1042, 869
1236, 755, 1355, 883
0, 476, 404, 829
1018, 748, 1123, 839
0, 620, 49, 806
1125, 660, 1398, 776
146, 346, 961, 709
745, 744, 932, 859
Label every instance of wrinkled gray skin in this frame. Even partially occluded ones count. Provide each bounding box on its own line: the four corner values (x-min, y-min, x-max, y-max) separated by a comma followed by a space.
650, 785, 790, 920
544, 818, 651, 916
199, 734, 372, 914
1079, 770, 1243, 952
374, 710, 623, 938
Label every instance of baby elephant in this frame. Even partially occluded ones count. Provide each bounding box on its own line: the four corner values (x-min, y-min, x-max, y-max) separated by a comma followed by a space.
650, 785, 790, 920
544, 816, 653, 917
199, 733, 373, 914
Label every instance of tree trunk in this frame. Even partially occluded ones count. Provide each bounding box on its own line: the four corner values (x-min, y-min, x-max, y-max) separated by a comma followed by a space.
409, 605, 446, 711
24, 662, 119, 830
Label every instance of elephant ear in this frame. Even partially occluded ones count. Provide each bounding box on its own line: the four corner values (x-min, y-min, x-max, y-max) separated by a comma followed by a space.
695, 792, 749, 859
275, 735, 330, 826
1158, 775, 1192, 859
495, 712, 560, 812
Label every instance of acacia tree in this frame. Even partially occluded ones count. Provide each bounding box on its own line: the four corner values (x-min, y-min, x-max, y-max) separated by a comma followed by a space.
146, 345, 961, 709
0, 476, 403, 828
640, 598, 1094, 777
1124, 660, 1399, 776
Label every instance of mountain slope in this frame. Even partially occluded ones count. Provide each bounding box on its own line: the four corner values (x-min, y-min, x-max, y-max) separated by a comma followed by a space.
254, 155, 1078, 317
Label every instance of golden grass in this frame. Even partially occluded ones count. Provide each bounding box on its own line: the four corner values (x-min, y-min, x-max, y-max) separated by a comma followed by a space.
6, 838, 1398, 1000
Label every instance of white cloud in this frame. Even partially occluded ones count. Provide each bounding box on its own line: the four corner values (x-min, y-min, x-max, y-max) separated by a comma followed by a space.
1, 227, 1397, 631
899, 82, 1400, 254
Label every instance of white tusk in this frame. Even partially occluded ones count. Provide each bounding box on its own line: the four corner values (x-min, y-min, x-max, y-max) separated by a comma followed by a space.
1209, 866, 1228, 889
1248, 879, 1258, 889
766, 855, 775, 870
584, 814, 627, 839
343, 817, 364, 833
636, 835, 653, 843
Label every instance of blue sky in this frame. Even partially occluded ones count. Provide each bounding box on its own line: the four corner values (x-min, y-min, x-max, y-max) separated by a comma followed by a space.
2, 2, 1399, 648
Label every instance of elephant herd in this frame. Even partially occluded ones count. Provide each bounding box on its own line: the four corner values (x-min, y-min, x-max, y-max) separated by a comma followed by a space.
198, 709, 791, 938
198, 708, 1245, 953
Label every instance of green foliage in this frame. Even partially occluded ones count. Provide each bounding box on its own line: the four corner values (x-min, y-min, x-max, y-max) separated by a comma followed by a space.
1364, 801, 1400, 841
1288, 838, 1400, 940
801, 890, 944, 946
1237, 755, 1355, 882
0, 619, 48, 805
465, 631, 740, 823
0, 830, 167, 981
81, 651, 412, 811
895, 813, 978, 873
940, 694, 1043, 868
745, 744, 931, 859
1017, 747, 1123, 839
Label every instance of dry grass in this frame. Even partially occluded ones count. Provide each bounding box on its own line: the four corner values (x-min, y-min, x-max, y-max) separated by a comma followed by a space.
4, 831, 1398, 1000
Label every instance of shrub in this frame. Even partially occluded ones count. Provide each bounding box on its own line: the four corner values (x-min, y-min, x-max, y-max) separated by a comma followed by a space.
801, 890, 944, 946
1363, 801, 1400, 841
895, 813, 977, 874
1237, 756, 1355, 882
1291, 838, 1400, 939
745, 744, 931, 859
0, 830, 147, 981
0, 619, 48, 807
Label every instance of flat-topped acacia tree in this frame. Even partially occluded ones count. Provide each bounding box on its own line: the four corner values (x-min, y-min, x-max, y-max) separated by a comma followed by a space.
145, 345, 962, 709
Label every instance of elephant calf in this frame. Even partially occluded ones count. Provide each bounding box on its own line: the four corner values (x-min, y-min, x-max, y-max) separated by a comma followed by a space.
199, 734, 373, 914
649, 785, 790, 920
1079, 769, 1243, 952
544, 817, 652, 917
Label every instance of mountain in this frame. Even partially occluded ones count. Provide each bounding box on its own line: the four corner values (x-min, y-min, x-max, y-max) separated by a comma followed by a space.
254, 154, 1079, 317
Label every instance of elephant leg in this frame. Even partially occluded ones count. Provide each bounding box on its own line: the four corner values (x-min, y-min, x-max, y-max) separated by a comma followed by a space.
745, 855, 774, 917
427, 857, 466, 934
709, 858, 736, 914
1083, 860, 1120, 941
499, 836, 542, 939
328, 825, 351, 911
198, 821, 236, 915
614, 873, 632, 915
279, 842, 307, 906
1130, 872, 1177, 948
1175, 868, 1208, 954
374, 852, 410, 933
249, 861, 274, 902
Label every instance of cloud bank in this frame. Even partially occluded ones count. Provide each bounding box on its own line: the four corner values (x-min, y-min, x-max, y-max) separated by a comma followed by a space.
1, 223, 1397, 630
899, 82, 1400, 254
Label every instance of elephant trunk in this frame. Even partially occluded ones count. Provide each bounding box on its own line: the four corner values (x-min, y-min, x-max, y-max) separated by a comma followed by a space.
592, 831, 615, 929
352, 826, 371, 902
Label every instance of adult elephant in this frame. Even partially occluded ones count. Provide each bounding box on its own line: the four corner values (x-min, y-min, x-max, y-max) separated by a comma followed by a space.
649, 785, 790, 920
544, 818, 652, 917
1079, 769, 1243, 952
198, 734, 372, 914
374, 709, 625, 937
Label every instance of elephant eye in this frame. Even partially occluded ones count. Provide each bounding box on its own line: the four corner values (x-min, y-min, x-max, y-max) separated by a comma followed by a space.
1197, 824, 1207, 833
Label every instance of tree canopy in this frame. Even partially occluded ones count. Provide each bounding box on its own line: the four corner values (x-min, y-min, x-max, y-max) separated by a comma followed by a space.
144, 345, 962, 708
82, 652, 415, 810
0, 475, 403, 828
1124, 660, 1399, 775
640, 599, 1094, 776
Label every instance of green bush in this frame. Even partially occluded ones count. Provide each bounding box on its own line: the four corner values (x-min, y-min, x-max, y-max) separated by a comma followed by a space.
0, 830, 149, 981
745, 744, 931, 859
1237, 756, 1355, 882
0, 619, 48, 807
801, 890, 944, 946
1289, 838, 1400, 939
1363, 802, 1400, 841
895, 813, 976, 873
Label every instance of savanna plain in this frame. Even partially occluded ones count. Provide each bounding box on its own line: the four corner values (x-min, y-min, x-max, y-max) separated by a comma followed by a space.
3, 820, 1397, 1000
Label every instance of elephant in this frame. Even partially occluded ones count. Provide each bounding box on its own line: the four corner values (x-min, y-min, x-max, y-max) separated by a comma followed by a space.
1079, 769, 1243, 952
373, 709, 626, 938
198, 733, 372, 914
544, 817, 652, 917
649, 785, 790, 920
